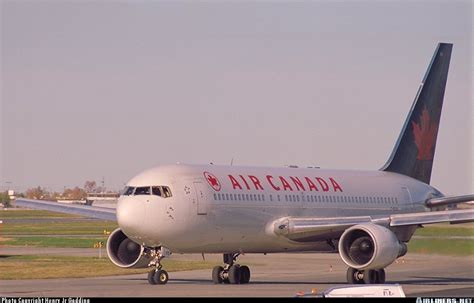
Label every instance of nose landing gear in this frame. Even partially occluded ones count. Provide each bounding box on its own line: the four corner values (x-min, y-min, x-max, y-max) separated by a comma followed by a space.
212, 253, 251, 284
147, 247, 171, 285
346, 267, 386, 284
148, 268, 169, 285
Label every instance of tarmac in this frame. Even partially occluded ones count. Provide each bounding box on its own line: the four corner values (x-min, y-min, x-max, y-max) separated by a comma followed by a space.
1, 247, 473, 297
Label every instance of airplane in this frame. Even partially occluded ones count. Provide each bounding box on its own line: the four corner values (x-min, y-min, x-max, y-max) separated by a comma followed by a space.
15, 42, 474, 286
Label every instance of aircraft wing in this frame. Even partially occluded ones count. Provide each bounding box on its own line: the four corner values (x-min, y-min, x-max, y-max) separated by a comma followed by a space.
271, 209, 474, 242
13, 198, 116, 221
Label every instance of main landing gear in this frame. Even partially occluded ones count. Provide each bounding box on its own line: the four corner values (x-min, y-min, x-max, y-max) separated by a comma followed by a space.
212, 253, 251, 284
346, 267, 386, 284
147, 247, 171, 285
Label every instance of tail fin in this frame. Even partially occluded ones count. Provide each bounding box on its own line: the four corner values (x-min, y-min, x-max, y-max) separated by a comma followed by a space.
381, 43, 453, 184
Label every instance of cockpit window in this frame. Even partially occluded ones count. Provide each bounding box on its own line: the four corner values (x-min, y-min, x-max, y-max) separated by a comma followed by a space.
123, 185, 171, 198
152, 186, 162, 196
123, 186, 135, 196
135, 186, 151, 195
151, 186, 172, 198
162, 186, 172, 198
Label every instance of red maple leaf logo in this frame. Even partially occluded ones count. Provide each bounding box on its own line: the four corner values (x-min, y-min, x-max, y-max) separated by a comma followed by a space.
204, 172, 221, 191
412, 107, 438, 160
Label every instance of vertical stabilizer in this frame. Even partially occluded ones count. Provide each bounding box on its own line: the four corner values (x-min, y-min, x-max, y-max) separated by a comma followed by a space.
381, 43, 452, 184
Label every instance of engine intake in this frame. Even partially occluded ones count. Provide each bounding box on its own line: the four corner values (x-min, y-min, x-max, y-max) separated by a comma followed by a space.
338, 223, 407, 270
106, 228, 152, 268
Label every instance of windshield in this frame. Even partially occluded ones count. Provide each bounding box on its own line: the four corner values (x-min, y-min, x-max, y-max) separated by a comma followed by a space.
121, 185, 172, 198
135, 186, 151, 195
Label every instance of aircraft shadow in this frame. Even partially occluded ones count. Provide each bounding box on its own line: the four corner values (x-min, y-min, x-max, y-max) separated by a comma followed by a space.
127, 277, 346, 285
126, 276, 474, 286
391, 276, 474, 285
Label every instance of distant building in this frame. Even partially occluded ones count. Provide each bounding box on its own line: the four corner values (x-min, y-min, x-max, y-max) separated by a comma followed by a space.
7, 190, 15, 200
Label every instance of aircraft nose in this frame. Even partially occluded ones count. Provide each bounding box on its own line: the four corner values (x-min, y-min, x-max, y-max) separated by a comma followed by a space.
116, 196, 146, 240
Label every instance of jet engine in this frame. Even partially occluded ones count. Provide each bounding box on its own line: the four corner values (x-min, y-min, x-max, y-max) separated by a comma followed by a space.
106, 228, 152, 268
338, 223, 407, 270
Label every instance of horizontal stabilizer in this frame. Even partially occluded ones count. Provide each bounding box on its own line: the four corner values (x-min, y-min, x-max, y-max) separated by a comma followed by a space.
425, 194, 474, 207
389, 209, 474, 226
14, 198, 116, 221
270, 209, 474, 242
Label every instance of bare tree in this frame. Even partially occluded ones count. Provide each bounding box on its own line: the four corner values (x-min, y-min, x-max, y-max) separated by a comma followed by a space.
63, 187, 87, 200
84, 180, 97, 193
26, 186, 48, 200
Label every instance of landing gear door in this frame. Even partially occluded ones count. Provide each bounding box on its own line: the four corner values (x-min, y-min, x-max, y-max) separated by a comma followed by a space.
193, 182, 207, 215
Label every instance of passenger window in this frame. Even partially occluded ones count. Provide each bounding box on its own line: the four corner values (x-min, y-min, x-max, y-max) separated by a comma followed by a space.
135, 186, 151, 195
123, 186, 135, 196
152, 186, 162, 196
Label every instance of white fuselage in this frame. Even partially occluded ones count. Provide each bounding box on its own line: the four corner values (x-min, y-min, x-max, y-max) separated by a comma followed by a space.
117, 164, 438, 254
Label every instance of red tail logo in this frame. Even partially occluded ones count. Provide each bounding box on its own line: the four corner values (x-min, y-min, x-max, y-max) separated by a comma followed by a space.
204, 172, 221, 191
412, 107, 438, 160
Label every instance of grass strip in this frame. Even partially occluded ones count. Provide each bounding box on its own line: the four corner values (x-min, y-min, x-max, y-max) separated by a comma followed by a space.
407, 238, 474, 256
1, 236, 110, 248
1, 222, 119, 235
0, 209, 81, 219
0, 255, 214, 280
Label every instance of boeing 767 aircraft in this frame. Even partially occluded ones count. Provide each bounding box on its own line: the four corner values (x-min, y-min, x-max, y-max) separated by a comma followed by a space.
16, 43, 474, 285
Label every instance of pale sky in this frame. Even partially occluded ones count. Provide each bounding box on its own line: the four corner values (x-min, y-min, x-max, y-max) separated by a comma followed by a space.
1, 0, 472, 195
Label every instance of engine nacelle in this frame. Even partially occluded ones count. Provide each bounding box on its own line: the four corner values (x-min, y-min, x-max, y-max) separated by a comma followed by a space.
338, 223, 407, 270
106, 228, 152, 268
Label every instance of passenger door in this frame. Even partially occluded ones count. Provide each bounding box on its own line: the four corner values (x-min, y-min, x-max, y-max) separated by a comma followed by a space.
193, 181, 207, 215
